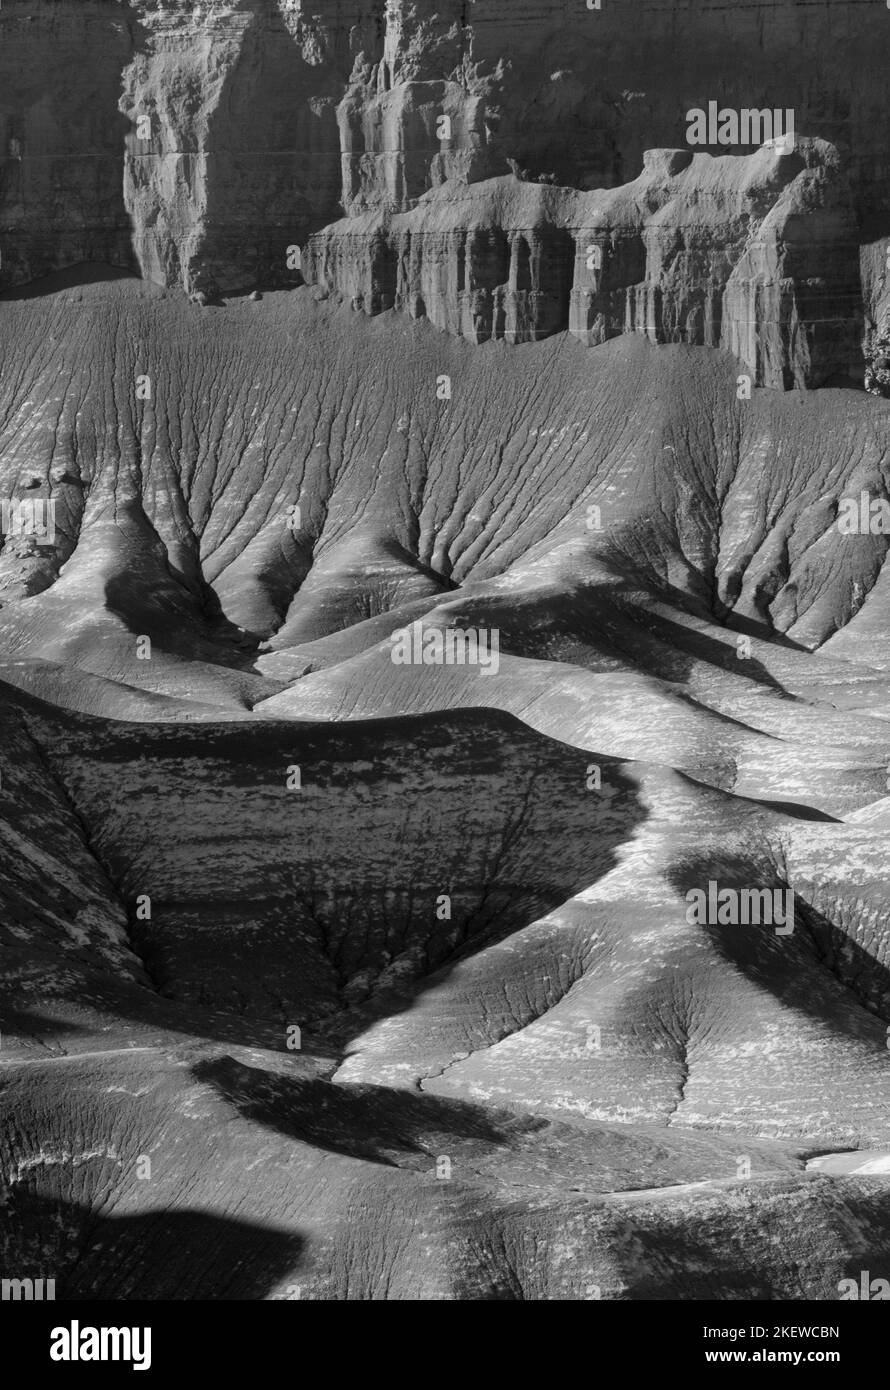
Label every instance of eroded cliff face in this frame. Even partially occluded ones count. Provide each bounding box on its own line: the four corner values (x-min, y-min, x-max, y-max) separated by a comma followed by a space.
119, 0, 376, 295
306, 141, 863, 388
5, 6, 890, 1303
1, 0, 888, 365
0, 0, 371, 293
338, 0, 890, 217
0, 1, 138, 287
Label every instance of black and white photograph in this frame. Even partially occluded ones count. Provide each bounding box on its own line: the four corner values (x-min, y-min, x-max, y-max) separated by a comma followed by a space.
1, 0, 890, 1352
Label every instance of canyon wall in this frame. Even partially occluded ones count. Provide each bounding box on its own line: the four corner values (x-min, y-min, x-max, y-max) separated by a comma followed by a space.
305, 141, 863, 388
0, 0, 888, 375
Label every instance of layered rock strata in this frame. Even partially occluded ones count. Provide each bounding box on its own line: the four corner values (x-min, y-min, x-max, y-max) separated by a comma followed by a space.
306, 141, 863, 387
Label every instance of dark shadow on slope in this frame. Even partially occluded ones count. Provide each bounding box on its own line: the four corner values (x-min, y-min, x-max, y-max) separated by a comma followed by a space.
0, 1193, 304, 1301
729, 794, 837, 825
621, 1184, 890, 1301
192, 1056, 815, 1191
124, 719, 644, 1032
440, 558, 796, 697
623, 606, 799, 694
572, 551, 805, 691
0, 1005, 93, 1055
795, 895, 890, 1023
191, 1055, 536, 1166
0, 981, 341, 1062
0, 684, 650, 1052
103, 556, 267, 672
0, 266, 141, 302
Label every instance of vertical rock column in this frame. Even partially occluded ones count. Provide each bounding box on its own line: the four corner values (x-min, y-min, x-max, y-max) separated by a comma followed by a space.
459, 226, 510, 342
569, 225, 647, 346
502, 227, 575, 342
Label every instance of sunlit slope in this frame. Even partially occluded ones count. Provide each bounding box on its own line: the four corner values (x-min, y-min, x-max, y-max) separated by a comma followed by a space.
1, 682, 888, 1145
2, 277, 890, 692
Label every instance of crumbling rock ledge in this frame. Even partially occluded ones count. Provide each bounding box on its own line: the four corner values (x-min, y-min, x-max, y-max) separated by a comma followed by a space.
305, 140, 862, 390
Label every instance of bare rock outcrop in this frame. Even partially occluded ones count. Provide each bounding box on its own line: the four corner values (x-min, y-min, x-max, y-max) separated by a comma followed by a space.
1, 0, 888, 321
5, 1, 890, 1305
306, 141, 862, 387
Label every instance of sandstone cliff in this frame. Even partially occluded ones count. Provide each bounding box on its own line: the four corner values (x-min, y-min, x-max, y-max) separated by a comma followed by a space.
4, 4, 890, 1304
1, 0, 888, 381
306, 141, 863, 388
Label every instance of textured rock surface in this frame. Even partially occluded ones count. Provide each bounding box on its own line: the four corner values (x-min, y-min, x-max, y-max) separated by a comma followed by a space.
6, 1047, 890, 1301
3, 279, 890, 657
1, 0, 888, 373
306, 141, 862, 387
1, 276, 890, 1295
3, 0, 890, 1304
